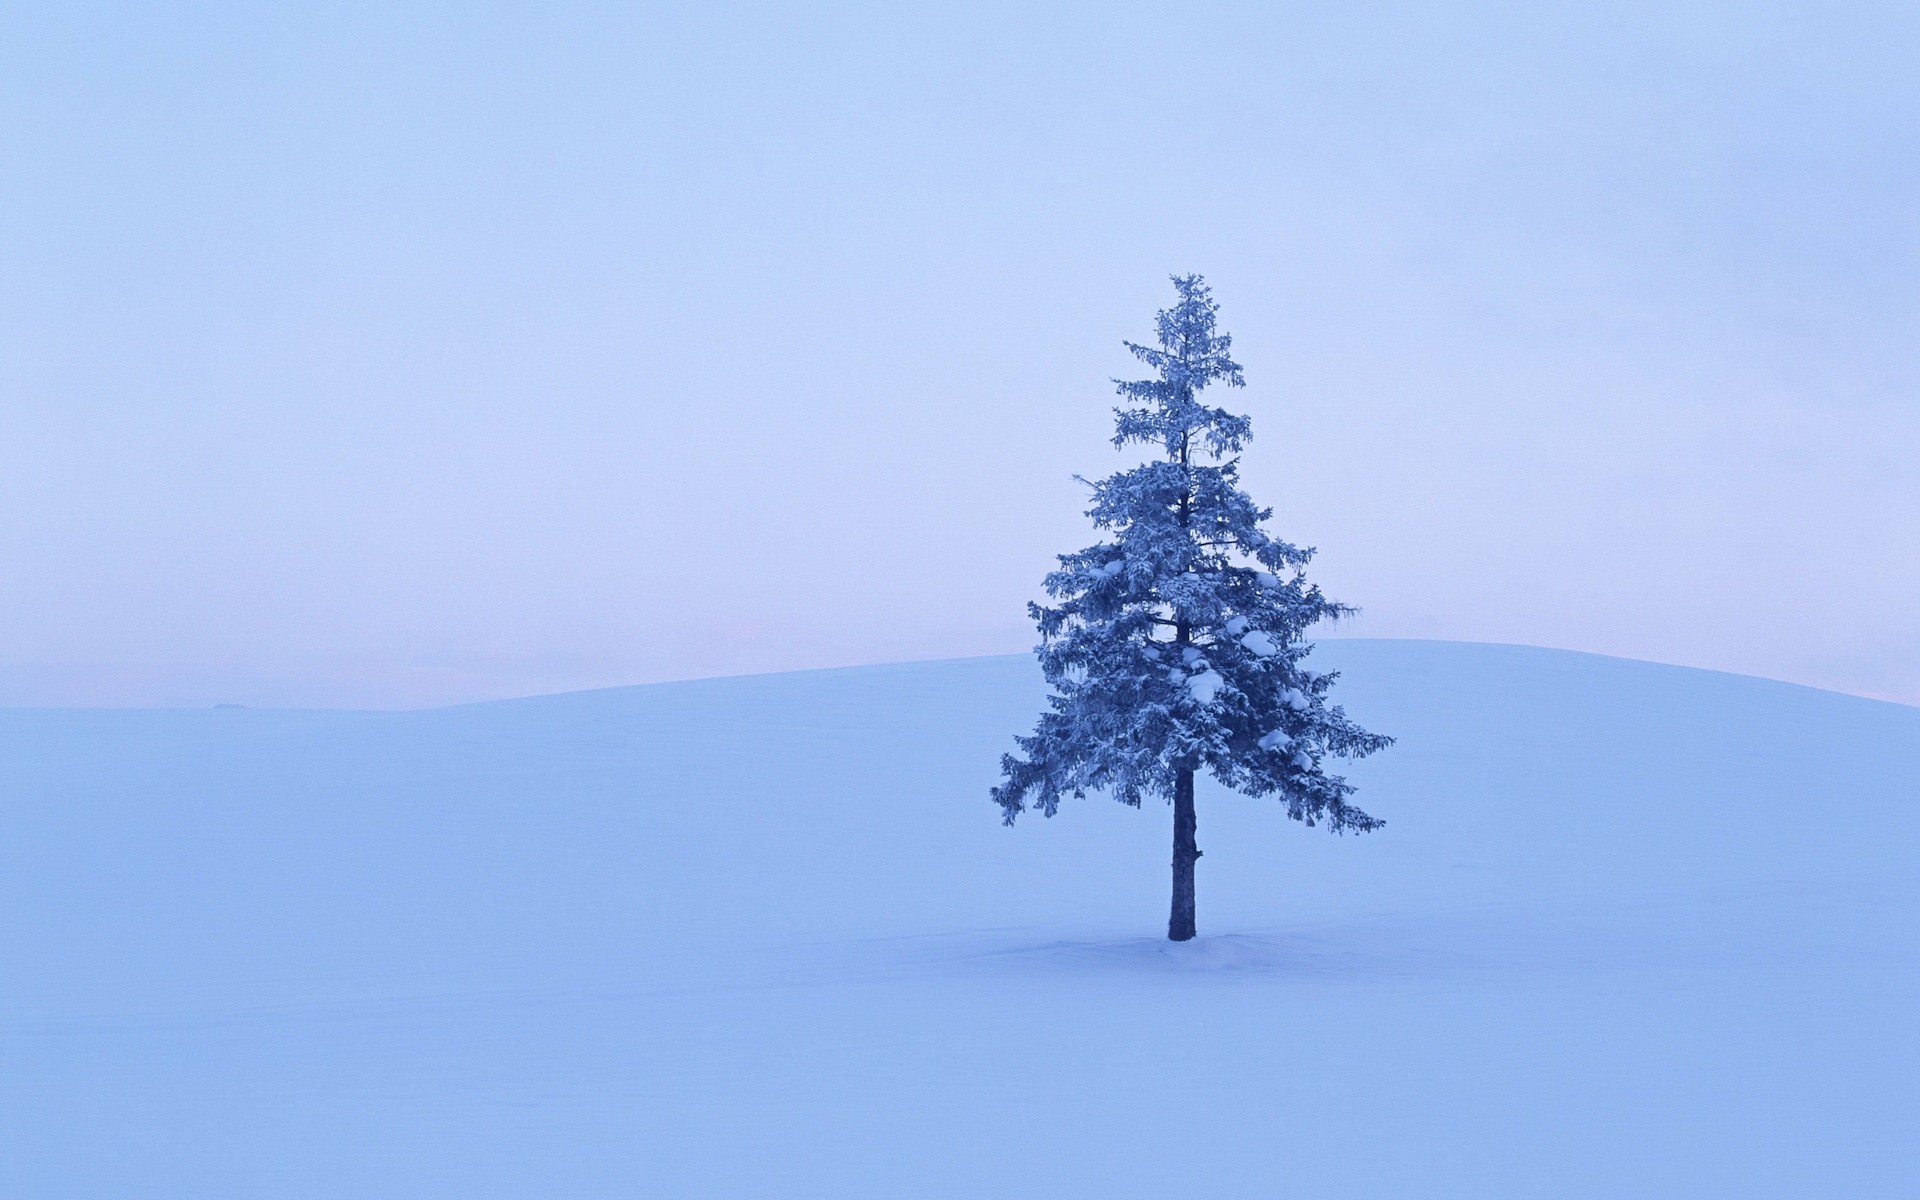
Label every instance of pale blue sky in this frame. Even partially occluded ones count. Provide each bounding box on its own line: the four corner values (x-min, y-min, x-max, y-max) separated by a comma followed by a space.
3, 1, 1915, 707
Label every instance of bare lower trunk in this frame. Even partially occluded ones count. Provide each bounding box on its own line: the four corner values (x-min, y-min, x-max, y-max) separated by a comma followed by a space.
1168, 768, 1198, 941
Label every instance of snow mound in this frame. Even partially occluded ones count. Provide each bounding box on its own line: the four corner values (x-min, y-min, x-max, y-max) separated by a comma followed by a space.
1186, 669, 1225, 704
3, 640, 1915, 1198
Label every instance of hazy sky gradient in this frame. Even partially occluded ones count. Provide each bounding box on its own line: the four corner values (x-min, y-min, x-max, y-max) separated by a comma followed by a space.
3, 1, 1916, 707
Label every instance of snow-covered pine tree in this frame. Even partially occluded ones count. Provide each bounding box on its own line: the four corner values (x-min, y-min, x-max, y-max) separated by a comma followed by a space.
993, 274, 1392, 941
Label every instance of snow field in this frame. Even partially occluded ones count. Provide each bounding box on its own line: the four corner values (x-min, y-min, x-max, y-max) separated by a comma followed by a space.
3, 640, 1915, 1197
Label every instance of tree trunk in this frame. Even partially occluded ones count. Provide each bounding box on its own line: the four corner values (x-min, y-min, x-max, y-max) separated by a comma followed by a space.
1168, 768, 1199, 941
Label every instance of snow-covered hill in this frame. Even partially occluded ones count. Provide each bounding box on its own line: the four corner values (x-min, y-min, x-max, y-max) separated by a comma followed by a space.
4, 640, 1915, 1197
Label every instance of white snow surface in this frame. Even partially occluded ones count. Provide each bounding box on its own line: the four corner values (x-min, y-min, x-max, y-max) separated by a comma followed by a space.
1240, 629, 1279, 657
3, 639, 1916, 1197
1185, 669, 1225, 704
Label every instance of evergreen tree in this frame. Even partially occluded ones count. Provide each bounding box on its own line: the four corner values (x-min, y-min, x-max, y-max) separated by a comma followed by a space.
993, 275, 1392, 941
